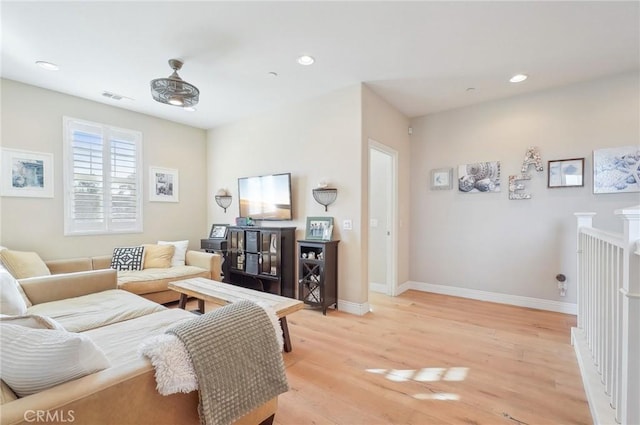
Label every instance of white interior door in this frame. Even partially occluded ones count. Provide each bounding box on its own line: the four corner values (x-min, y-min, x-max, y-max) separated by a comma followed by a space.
368, 140, 397, 296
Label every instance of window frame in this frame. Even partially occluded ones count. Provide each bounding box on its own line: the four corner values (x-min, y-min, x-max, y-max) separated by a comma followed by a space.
63, 116, 143, 236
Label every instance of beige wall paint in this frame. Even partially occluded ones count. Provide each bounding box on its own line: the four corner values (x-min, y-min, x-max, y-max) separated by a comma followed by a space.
362, 85, 411, 294
207, 85, 364, 303
0, 79, 208, 259
410, 72, 640, 304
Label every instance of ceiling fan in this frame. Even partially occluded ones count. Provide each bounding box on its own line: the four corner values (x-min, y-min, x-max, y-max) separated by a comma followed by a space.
150, 59, 199, 108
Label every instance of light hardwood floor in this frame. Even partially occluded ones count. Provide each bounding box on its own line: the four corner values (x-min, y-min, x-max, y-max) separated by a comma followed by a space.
273, 290, 591, 425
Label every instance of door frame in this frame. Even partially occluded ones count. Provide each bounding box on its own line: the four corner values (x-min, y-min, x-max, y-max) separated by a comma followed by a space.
368, 139, 398, 296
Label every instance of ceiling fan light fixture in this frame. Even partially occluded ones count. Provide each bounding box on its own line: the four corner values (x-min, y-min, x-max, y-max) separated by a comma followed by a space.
150, 59, 199, 107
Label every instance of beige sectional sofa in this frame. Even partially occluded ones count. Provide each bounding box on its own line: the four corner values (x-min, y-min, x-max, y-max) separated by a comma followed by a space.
44, 250, 221, 305
0, 269, 277, 425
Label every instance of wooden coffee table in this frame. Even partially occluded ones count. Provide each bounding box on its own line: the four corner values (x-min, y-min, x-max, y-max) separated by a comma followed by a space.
169, 277, 304, 352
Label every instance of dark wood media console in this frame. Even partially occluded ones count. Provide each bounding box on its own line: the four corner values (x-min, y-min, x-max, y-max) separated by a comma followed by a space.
216, 226, 296, 298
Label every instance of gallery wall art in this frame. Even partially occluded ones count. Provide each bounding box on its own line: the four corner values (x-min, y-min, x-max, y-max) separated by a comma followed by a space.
0, 148, 54, 198
593, 146, 640, 194
458, 161, 501, 193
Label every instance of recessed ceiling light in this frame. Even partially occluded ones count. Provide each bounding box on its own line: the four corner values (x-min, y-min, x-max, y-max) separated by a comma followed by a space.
509, 74, 528, 83
268, 71, 279, 77
184, 106, 197, 112
297, 55, 315, 66
36, 61, 59, 71
466, 87, 475, 92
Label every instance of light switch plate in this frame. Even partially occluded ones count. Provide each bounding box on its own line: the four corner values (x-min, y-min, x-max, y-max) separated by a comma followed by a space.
343, 219, 353, 230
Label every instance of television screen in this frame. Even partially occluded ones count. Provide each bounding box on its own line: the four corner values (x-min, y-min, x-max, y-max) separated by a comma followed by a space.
238, 173, 292, 220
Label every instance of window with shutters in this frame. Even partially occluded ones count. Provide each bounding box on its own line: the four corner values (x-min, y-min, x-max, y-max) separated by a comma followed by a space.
63, 117, 143, 235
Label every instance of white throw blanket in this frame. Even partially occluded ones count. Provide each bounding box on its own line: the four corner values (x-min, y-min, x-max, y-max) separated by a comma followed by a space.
139, 303, 283, 395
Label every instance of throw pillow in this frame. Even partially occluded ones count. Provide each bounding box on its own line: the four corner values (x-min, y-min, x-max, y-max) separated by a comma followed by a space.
142, 244, 175, 269
157, 240, 189, 266
0, 314, 65, 331
0, 262, 31, 308
0, 249, 50, 279
0, 324, 110, 397
0, 269, 27, 316
110, 246, 145, 271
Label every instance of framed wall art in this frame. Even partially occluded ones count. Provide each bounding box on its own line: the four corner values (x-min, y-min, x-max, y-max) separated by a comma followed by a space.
149, 166, 179, 202
0, 148, 54, 198
430, 167, 453, 190
458, 161, 501, 193
209, 224, 228, 239
305, 216, 334, 240
593, 145, 640, 194
547, 158, 584, 188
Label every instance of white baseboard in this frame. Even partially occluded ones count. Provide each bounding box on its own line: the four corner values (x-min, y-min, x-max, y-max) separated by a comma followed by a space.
406, 281, 577, 314
338, 299, 370, 316
571, 327, 616, 425
369, 282, 387, 294
397, 281, 412, 295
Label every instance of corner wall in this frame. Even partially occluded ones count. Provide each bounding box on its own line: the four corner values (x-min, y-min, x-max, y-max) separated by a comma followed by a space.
0, 79, 208, 258
409, 72, 640, 308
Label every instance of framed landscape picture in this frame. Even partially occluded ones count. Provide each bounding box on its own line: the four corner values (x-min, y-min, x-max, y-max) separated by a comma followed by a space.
593, 146, 640, 194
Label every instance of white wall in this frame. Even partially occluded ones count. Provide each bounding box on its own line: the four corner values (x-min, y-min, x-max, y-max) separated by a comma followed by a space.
207, 85, 364, 304
409, 72, 640, 305
362, 85, 411, 295
0, 79, 208, 258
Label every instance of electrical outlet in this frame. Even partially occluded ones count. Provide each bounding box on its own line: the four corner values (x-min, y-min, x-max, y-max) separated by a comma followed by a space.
343, 219, 352, 230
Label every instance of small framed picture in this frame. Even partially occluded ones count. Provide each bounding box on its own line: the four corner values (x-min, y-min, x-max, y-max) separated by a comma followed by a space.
305, 217, 334, 240
1, 148, 54, 198
548, 158, 584, 188
209, 224, 228, 239
149, 166, 179, 202
430, 167, 453, 190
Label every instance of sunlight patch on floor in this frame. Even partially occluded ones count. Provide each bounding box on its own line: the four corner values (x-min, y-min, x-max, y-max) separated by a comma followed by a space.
413, 393, 461, 401
366, 367, 468, 383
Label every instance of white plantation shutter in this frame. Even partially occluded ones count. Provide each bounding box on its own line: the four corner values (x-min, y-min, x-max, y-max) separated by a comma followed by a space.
63, 117, 142, 235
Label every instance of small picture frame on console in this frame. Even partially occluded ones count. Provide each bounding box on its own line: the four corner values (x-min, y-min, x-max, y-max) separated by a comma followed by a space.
209, 224, 228, 239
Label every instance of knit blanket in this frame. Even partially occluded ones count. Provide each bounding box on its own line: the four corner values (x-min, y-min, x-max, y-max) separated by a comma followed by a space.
164, 300, 288, 425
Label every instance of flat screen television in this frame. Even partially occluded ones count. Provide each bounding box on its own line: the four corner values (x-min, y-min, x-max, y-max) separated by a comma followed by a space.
238, 173, 293, 221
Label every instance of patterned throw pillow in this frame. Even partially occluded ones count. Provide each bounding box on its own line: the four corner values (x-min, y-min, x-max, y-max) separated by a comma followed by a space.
110, 246, 145, 271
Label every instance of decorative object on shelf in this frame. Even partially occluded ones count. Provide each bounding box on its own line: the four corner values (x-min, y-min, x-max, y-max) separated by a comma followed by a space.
209, 224, 228, 239
548, 158, 584, 188
0, 148, 54, 198
214, 189, 232, 212
458, 161, 501, 193
149, 166, 179, 202
593, 145, 640, 194
312, 184, 337, 211
150, 59, 199, 108
430, 167, 453, 190
305, 216, 334, 240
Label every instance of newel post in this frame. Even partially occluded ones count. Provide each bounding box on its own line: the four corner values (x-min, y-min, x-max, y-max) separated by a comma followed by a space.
574, 212, 596, 329
615, 205, 640, 425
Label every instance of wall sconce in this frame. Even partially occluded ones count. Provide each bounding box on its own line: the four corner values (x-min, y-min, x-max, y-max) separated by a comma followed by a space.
312, 186, 337, 211
214, 189, 232, 213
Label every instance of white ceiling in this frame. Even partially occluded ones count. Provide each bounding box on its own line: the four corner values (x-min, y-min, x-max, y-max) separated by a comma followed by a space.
2, 1, 638, 130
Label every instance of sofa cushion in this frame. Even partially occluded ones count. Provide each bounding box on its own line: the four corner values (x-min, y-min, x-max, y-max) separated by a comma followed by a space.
0, 267, 27, 315
110, 246, 145, 271
143, 244, 175, 269
0, 324, 110, 397
158, 240, 189, 266
85, 308, 194, 366
0, 249, 50, 279
0, 313, 65, 330
117, 266, 210, 295
0, 380, 17, 405
26, 289, 166, 333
